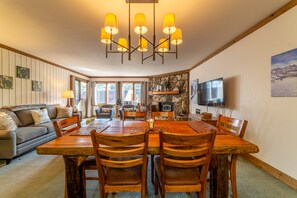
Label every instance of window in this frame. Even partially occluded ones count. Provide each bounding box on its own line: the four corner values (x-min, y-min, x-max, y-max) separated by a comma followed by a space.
75, 80, 87, 105
95, 83, 116, 104
122, 82, 141, 104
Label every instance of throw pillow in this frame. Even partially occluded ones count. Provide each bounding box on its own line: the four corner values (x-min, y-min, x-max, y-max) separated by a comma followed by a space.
101, 107, 111, 113
56, 106, 73, 118
31, 109, 51, 125
0, 112, 18, 131
124, 107, 134, 112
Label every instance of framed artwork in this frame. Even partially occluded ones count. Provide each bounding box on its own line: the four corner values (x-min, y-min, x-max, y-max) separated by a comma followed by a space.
16, 66, 30, 79
0, 75, 13, 89
271, 48, 297, 97
190, 79, 198, 104
32, 80, 42, 92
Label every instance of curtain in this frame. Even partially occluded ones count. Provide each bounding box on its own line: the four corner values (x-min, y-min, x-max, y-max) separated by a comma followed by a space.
70, 75, 76, 106
86, 81, 93, 118
91, 82, 96, 116
141, 82, 147, 106
116, 81, 122, 104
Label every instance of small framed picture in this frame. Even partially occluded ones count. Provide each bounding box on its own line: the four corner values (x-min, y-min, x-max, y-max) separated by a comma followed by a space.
32, 80, 42, 92
0, 75, 13, 89
16, 66, 30, 79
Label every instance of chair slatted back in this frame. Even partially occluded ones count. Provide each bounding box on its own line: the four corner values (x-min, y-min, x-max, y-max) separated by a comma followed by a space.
151, 111, 175, 120
91, 131, 149, 183
53, 115, 81, 137
216, 114, 248, 138
123, 111, 147, 121
159, 130, 216, 182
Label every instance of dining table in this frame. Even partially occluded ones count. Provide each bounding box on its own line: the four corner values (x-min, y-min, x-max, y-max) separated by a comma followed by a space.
36, 120, 259, 198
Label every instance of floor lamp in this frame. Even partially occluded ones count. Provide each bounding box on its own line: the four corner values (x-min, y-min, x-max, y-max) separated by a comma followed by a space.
62, 90, 74, 107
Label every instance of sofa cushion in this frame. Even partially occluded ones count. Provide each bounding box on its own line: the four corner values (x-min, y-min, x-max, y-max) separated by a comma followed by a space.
0, 108, 22, 127
101, 107, 111, 113
15, 127, 47, 144
15, 109, 39, 126
124, 107, 134, 112
28, 122, 55, 133
0, 112, 18, 131
46, 104, 59, 119
56, 106, 73, 118
31, 109, 51, 125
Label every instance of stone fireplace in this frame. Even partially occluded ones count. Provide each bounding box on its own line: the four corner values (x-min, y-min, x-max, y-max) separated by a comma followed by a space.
148, 71, 189, 120
159, 102, 174, 112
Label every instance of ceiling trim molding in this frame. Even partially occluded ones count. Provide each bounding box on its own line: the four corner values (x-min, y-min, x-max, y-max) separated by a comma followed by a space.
0, 43, 90, 78
149, 69, 190, 78
190, 0, 297, 71
91, 76, 149, 78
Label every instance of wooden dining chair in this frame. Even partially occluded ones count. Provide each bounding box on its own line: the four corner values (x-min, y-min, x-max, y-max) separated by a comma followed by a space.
150, 111, 175, 183
91, 131, 149, 198
154, 130, 216, 198
216, 114, 248, 198
123, 111, 147, 121
151, 111, 175, 121
52, 115, 97, 198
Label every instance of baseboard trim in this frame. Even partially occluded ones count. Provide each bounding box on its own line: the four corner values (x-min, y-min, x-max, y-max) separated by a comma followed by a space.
243, 154, 297, 190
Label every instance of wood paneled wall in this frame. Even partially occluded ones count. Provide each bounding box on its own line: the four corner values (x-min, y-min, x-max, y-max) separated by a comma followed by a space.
0, 47, 88, 107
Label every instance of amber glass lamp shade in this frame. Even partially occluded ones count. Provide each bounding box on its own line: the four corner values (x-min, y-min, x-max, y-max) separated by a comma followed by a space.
134, 13, 148, 34
163, 13, 176, 34
117, 38, 128, 52
158, 39, 168, 52
104, 13, 118, 35
138, 38, 148, 52
171, 28, 183, 45
100, 28, 112, 44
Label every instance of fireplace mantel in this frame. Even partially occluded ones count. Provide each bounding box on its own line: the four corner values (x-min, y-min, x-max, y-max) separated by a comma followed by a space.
152, 91, 179, 95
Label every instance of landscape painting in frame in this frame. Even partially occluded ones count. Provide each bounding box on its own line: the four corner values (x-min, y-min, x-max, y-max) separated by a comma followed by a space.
16, 66, 30, 79
271, 48, 297, 97
190, 79, 198, 104
0, 75, 13, 89
32, 80, 42, 92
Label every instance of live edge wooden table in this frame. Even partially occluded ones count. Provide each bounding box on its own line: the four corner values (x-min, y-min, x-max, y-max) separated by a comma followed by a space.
36, 120, 259, 198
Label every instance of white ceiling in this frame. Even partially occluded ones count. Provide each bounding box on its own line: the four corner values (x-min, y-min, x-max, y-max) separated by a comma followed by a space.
0, 0, 292, 77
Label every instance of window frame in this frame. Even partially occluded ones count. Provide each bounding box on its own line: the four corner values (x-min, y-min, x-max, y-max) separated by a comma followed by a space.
95, 82, 117, 105
121, 82, 142, 104
74, 78, 88, 105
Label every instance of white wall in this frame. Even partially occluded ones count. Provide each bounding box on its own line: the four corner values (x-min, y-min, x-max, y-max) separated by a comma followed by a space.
190, 6, 297, 179
0, 47, 89, 107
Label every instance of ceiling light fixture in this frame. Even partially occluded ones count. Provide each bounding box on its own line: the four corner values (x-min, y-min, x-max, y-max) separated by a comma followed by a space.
100, 0, 183, 64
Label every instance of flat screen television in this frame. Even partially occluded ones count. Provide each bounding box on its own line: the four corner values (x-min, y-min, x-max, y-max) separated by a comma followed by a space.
198, 78, 224, 106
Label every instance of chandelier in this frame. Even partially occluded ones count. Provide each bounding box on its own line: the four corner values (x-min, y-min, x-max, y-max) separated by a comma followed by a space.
100, 0, 183, 64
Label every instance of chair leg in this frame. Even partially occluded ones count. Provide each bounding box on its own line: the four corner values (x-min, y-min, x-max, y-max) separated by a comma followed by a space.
82, 168, 87, 198
151, 155, 154, 184
230, 155, 239, 198
154, 172, 159, 195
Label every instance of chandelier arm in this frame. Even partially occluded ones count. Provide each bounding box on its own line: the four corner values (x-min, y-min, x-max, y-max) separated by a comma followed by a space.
128, 0, 131, 61
130, 45, 140, 54
107, 51, 128, 53
106, 44, 108, 58
153, 1, 156, 61
112, 40, 129, 51
154, 38, 170, 49
155, 52, 163, 58
142, 54, 154, 61
141, 35, 154, 46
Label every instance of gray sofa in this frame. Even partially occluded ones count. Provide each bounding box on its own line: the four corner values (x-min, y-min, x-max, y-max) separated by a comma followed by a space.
0, 104, 61, 164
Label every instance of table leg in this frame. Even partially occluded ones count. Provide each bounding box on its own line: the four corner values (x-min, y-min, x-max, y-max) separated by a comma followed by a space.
210, 154, 229, 198
64, 156, 84, 198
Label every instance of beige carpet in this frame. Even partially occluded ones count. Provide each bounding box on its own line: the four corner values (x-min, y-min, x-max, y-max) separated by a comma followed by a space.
0, 150, 296, 198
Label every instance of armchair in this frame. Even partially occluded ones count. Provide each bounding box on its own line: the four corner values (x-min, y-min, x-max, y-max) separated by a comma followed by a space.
118, 104, 136, 120
95, 105, 115, 120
